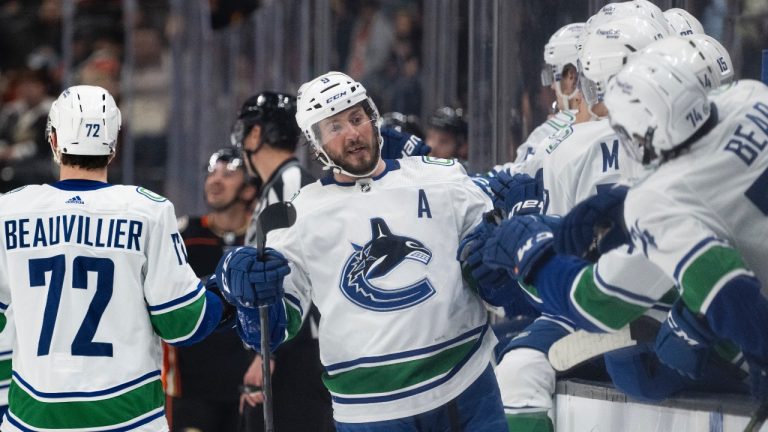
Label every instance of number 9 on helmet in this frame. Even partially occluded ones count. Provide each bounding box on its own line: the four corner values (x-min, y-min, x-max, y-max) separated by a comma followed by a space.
47, 85, 122, 158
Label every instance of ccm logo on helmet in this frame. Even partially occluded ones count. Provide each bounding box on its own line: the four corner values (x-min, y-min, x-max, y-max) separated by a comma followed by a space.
326, 91, 347, 104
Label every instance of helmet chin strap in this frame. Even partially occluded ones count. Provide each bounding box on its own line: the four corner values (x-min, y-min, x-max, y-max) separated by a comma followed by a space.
555, 83, 579, 111
315, 136, 383, 179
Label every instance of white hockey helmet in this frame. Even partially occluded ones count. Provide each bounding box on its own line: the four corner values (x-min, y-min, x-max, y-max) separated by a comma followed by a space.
641, 35, 732, 92
688, 33, 734, 86
579, 16, 667, 106
47, 85, 121, 157
584, 2, 636, 32
295, 71, 382, 178
632, 0, 672, 36
664, 8, 705, 36
542, 23, 585, 109
605, 53, 710, 165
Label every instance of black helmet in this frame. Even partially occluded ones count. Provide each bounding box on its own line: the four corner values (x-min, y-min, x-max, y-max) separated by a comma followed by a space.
427, 106, 467, 138
206, 147, 244, 173
381, 112, 424, 138
230, 91, 300, 151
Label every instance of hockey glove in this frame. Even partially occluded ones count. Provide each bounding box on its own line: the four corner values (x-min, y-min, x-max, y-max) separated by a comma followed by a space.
215, 246, 291, 308
555, 185, 629, 260
235, 301, 288, 353
380, 127, 431, 158
482, 215, 555, 283
488, 171, 543, 216
654, 300, 719, 380
458, 210, 520, 306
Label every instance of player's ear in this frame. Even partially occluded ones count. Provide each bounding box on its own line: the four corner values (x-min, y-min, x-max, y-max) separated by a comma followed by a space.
240, 181, 258, 202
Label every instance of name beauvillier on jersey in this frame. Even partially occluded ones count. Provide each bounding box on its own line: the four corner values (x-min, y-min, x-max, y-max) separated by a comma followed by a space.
4, 214, 144, 251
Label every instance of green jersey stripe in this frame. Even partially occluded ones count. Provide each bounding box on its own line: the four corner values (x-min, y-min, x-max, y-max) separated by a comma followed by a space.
679, 245, 751, 313
8, 377, 164, 428
149, 292, 206, 341
322, 337, 476, 396
571, 266, 648, 331
0, 358, 10, 381
284, 300, 302, 342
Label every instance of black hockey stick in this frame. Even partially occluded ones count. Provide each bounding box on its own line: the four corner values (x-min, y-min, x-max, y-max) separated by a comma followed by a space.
254, 201, 297, 432
744, 400, 768, 432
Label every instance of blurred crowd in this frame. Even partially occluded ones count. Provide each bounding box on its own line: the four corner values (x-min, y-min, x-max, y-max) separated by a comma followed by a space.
0, 0, 427, 194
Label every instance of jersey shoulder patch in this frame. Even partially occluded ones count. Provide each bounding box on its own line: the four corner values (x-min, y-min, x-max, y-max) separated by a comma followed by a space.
420, 155, 456, 166
135, 186, 167, 202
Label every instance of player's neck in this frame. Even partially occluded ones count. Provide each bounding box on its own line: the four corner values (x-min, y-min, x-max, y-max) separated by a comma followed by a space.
207, 204, 251, 235
333, 159, 386, 183
59, 165, 108, 183
253, 147, 294, 183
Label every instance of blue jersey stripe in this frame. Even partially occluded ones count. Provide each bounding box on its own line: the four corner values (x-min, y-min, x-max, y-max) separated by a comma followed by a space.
13, 370, 160, 399
147, 282, 203, 312
325, 324, 485, 372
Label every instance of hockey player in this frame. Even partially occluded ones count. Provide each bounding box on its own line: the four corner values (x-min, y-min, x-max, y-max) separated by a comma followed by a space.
512, 23, 585, 164
602, 52, 768, 400
476, 33, 747, 411
0, 85, 253, 430
230, 92, 334, 430
468, 16, 671, 432
164, 148, 258, 431
216, 71, 506, 430
424, 106, 468, 160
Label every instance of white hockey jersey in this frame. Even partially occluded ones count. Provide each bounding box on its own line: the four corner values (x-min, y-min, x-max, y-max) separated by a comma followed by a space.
514, 110, 577, 163
267, 157, 496, 423
541, 118, 645, 217
624, 80, 768, 314
0, 180, 206, 431
529, 118, 674, 331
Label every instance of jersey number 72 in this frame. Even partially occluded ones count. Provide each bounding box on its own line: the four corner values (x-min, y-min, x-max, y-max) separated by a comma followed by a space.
30, 255, 114, 357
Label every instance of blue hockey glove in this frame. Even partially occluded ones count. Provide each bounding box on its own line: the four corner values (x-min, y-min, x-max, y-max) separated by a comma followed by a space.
458, 210, 519, 306
482, 215, 555, 283
215, 246, 291, 308
488, 171, 543, 216
470, 175, 494, 201
380, 127, 431, 158
554, 185, 630, 260
235, 301, 288, 353
654, 300, 718, 380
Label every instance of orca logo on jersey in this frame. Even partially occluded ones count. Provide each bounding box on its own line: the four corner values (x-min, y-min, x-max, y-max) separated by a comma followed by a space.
339, 218, 435, 311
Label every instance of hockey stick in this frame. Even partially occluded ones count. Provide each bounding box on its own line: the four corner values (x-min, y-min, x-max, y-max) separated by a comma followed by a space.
744, 400, 768, 432
548, 316, 660, 372
254, 201, 297, 432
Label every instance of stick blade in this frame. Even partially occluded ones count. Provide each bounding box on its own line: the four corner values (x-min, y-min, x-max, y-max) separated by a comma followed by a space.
548, 316, 661, 372
255, 202, 297, 251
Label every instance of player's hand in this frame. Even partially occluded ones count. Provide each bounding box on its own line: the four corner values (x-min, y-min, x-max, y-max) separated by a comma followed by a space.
216, 247, 290, 308
483, 215, 555, 283
654, 300, 717, 380
380, 127, 431, 158
458, 211, 519, 306
240, 355, 276, 411
555, 185, 629, 260
489, 171, 543, 216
